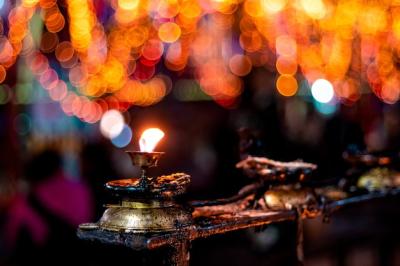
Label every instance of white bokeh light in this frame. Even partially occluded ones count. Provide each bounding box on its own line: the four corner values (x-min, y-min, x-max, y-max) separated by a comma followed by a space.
311, 79, 335, 103
100, 109, 124, 139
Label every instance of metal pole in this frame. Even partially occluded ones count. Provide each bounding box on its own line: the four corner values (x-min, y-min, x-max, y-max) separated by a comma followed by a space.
296, 208, 304, 266
167, 240, 190, 266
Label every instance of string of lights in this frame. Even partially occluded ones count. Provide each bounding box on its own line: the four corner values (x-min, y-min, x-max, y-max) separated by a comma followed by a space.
0, 0, 398, 123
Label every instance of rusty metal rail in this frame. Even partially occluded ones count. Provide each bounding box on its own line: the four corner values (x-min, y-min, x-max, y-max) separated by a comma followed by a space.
78, 189, 400, 251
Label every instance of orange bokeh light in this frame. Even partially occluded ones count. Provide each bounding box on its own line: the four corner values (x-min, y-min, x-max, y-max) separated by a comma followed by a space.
157, 0, 180, 18
4, 0, 400, 120
55, 41, 74, 62
276, 74, 298, 97
40, 31, 59, 53
0, 65, 6, 83
276, 56, 297, 75
276, 35, 296, 57
229, 54, 252, 76
142, 39, 164, 61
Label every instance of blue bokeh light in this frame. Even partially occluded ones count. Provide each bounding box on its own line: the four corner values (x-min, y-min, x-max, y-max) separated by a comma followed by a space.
111, 124, 133, 148
313, 100, 338, 116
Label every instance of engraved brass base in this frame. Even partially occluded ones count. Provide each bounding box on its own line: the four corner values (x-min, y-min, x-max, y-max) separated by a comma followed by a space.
82, 151, 193, 234
98, 200, 193, 232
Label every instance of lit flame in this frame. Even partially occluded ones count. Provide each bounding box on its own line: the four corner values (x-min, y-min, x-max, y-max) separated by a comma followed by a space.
139, 128, 165, 152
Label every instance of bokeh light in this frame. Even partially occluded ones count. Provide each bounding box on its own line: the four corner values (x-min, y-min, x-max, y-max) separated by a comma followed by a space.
0, 85, 11, 104
13, 113, 32, 135
300, 0, 326, 20
0, 0, 398, 129
55, 41, 74, 62
311, 79, 335, 103
276, 35, 297, 57
314, 101, 338, 116
158, 22, 181, 43
40, 31, 59, 53
111, 124, 133, 148
276, 75, 298, 97
276, 56, 297, 75
229, 54, 252, 77
0, 37, 13, 64
100, 109, 125, 139
118, 0, 139, 11
0, 65, 6, 83
262, 0, 287, 13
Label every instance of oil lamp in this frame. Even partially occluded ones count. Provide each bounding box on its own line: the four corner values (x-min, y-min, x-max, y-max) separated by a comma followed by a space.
127, 128, 165, 190
82, 127, 193, 233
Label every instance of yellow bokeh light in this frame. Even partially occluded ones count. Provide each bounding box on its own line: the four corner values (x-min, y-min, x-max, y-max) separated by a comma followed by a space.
6, 0, 400, 117
300, 0, 326, 20
158, 22, 181, 43
118, 0, 140, 10
358, 6, 387, 35
262, 0, 287, 13
244, 0, 265, 17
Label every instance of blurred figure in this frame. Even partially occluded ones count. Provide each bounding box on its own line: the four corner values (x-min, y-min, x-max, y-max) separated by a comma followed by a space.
80, 142, 118, 220
2, 149, 94, 265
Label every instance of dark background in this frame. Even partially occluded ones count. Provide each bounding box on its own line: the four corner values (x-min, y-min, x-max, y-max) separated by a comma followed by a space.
1, 78, 400, 265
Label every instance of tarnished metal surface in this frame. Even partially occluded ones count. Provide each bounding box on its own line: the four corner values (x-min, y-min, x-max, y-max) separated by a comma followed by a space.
296, 209, 304, 266
236, 156, 317, 182
126, 151, 164, 168
191, 209, 296, 239
78, 146, 400, 265
96, 151, 193, 234
98, 201, 193, 232
78, 188, 400, 250
105, 173, 191, 199
262, 187, 317, 211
